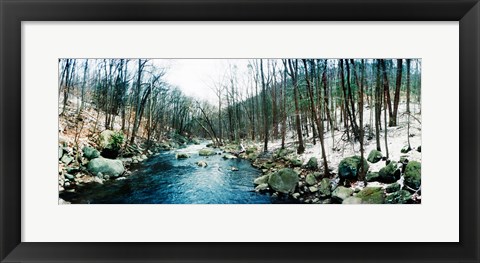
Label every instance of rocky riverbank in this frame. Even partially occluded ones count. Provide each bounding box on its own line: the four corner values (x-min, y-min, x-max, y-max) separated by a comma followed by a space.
58, 129, 200, 204
219, 142, 422, 204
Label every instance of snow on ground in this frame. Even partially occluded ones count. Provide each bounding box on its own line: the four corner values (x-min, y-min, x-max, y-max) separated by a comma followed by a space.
260, 102, 421, 175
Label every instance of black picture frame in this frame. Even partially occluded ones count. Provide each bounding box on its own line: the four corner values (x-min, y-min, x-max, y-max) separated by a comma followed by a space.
1, 0, 479, 262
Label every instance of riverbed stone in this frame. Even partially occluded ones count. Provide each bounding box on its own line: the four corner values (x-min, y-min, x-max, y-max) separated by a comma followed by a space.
305, 174, 316, 186
404, 161, 421, 190
223, 154, 237, 160
305, 157, 318, 170
196, 160, 208, 167
332, 186, 354, 202
355, 187, 385, 204
176, 153, 190, 159
199, 148, 215, 156
338, 156, 369, 180
87, 157, 124, 177
367, 150, 383, 163
267, 168, 299, 194
82, 146, 100, 160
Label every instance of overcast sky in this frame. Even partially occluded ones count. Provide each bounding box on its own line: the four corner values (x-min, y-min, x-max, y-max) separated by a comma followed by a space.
163, 59, 251, 103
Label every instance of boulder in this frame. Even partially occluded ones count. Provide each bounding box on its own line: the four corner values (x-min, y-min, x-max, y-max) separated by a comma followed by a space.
318, 178, 332, 197
385, 190, 412, 204
199, 148, 215, 156
289, 158, 303, 167
385, 182, 401, 193
305, 174, 317, 186
267, 168, 299, 194
87, 157, 124, 178
338, 156, 369, 180
332, 186, 354, 202
309, 186, 318, 193
404, 161, 421, 190
366, 172, 381, 182
82, 146, 100, 160
254, 174, 270, 185
176, 153, 190, 159
342, 197, 363, 204
305, 157, 318, 170
378, 162, 401, 183
223, 154, 237, 160
98, 130, 115, 149
355, 187, 385, 204
196, 160, 208, 167
367, 150, 383, 163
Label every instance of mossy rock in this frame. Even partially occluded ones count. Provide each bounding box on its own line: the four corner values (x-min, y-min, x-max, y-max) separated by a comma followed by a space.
199, 148, 215, 156
385, 182, 401, 193
304, 157, 318, 170
289, 158, 303, 167
385, 190, 412, 204
267, 168, 299, 194
318, 178, 332, 197
247, 153, 258, 161
378, 162, 401, 183
404, 161, 421, 190
366, 172, 380, 182
276, 148, 293, 159
82, 146, 100, 160
355, 187, 385, 204
305, 173, 317, 186
367, 150, 383, 163
338, 156, 369, 179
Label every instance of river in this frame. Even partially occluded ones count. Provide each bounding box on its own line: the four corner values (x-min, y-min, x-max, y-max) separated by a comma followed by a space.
60, 143, 294, 204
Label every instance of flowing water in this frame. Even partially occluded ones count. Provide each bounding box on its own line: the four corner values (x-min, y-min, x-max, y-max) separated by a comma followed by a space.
60, 143, 294, 204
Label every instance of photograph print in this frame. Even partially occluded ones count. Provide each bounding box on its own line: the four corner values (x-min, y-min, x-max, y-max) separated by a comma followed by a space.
58, 58, 421, 204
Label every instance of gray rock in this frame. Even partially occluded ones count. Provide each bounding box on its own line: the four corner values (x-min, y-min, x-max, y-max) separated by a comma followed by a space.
82, 146, 100, 160
196, 160, 208, 167
199, 148, 215, 156
87, 157, 125, 177
254, 174, 270, 185
309, 186, 318, 193
342, 197, 363, 204
223, 154, 237, 160
93, 176, 104, 184
255, 183, 269, 192
64, 173, 75, 180
292, 193, 301, 199
332, 186, 354, 202
61, 154, 74, 165
318, 178, 332, 197
267, 168, 299, 194
305, 174, 317, 186
58, 146, 64, 160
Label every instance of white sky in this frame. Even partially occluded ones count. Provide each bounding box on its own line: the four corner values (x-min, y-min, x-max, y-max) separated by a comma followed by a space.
162, 59, 251, 103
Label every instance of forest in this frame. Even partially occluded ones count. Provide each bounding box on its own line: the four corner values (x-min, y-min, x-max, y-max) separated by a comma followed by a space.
58, 58, 421, 204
